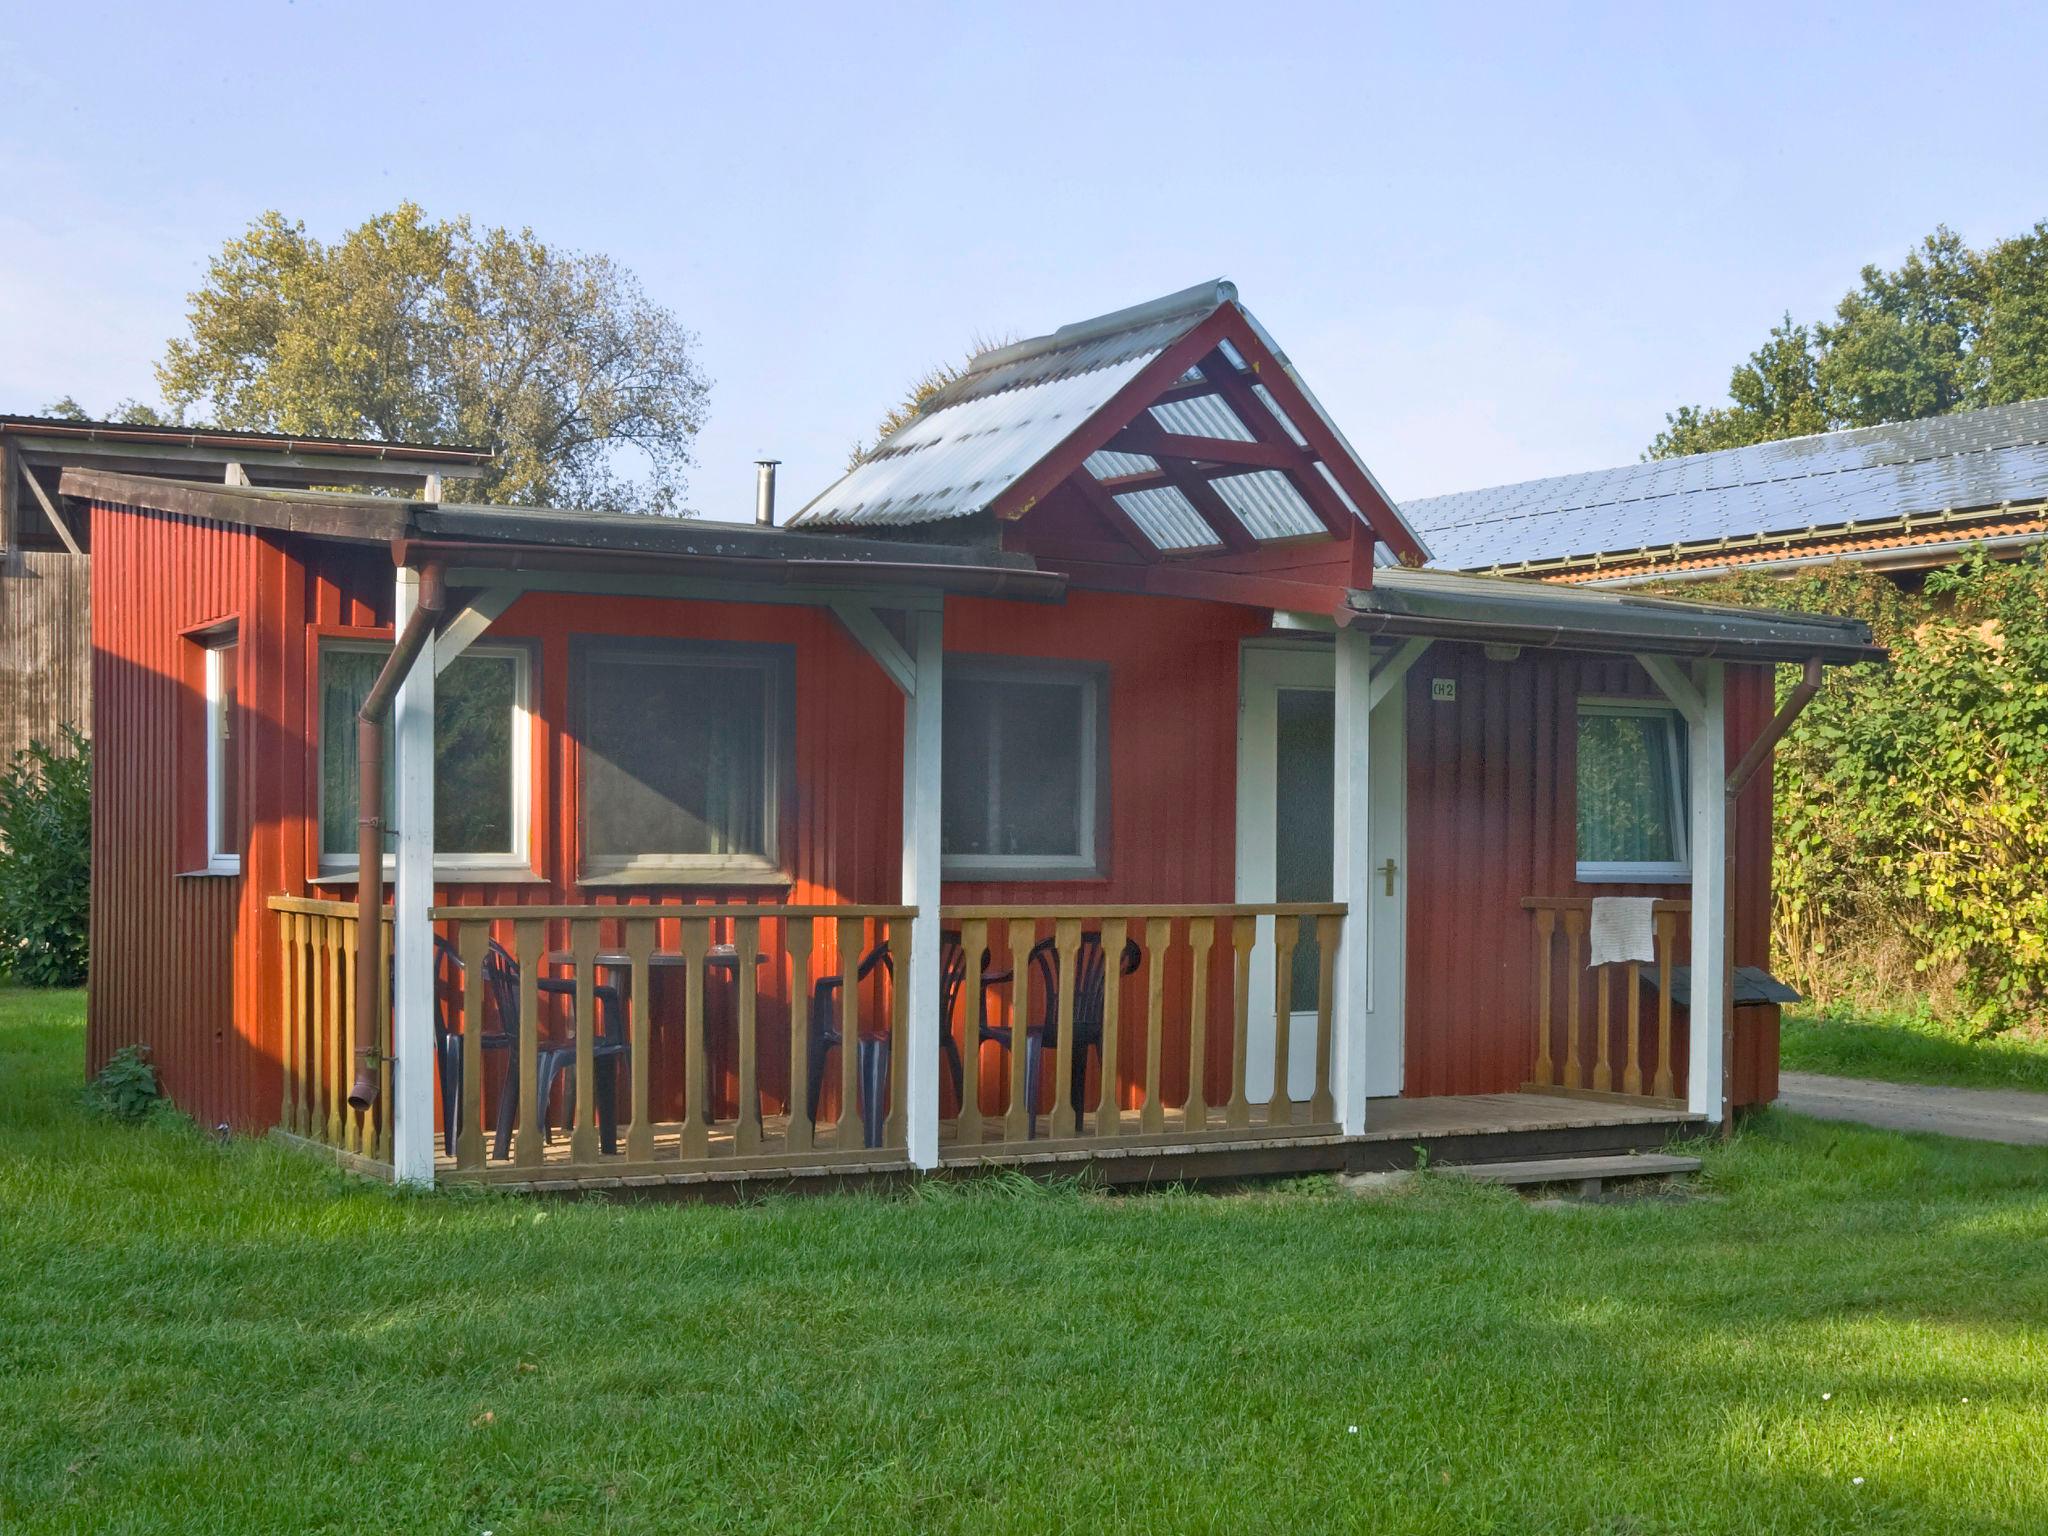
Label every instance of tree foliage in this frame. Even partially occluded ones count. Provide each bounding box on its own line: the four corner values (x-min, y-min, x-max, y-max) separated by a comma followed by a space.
0, 728, 91, 987
1675, 553, 2048, 1030
156, 205, 710, 513
1649, 222, 2048, 458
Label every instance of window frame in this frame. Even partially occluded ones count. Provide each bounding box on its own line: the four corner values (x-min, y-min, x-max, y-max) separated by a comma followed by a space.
941, 655, 1112, 883
203, 634, 241, 875
316, 636, 535, 875
1574, 695, 1691, 885
571, 635, 795, 886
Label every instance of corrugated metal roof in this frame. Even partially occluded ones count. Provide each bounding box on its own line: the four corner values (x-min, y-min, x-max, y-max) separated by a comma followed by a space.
792, 280, 1435, 564
1403, 397, 2048, 572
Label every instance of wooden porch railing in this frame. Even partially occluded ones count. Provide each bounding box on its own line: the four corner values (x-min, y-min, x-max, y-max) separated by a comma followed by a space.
938, 904, 1346, 1151
425, 904, 915, 1179
270, 895, 393, 1169
1522, 897, 1690, 1102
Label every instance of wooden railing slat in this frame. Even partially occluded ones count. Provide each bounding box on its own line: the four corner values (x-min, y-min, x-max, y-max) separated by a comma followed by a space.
1310, 914, 1338, 1124
1269, 913, 1298, 1128
734, 916, 763, 1156
1050, 918, 1081, 1137
680, 918, 712, 1160
1141, 918, 1169, 1135
835, 915, 861, 1152
456, 922, 487, 1170
1593, 961, 1612, 1093
1096, 917, 1126, 1139
324, 916, 342, 1149
1185, 917, 1213, 1131
625, 919, 656, 1163
1533, 907, 1556, 1088
1563, 908, 1585, 1090
514, 917, 543, 1169
1226, 915, 1254, 1129
1624, 961, 1643, 1097
957, 918, 987, 1146
1654, 912, 1676, 1099
785, 918, 816, 1154
886, 917, 909, 1150
1005, 921, 1035, 1143
569, 919, 599, 1165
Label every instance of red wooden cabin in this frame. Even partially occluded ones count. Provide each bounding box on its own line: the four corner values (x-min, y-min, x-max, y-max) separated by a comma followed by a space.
76, 282, 1880, 1191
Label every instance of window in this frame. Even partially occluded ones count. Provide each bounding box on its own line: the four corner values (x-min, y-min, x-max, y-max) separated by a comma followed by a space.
942, 660, 1108, 880
1576, 699, 1689, 882
575, 639, 791, 882
319, 640, 531, 869
204, 636, 241, 873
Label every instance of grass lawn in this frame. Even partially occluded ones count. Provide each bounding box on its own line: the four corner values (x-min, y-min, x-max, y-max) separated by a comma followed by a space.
6, 991, 2048, 1534
1781, 1003, 2048, 1094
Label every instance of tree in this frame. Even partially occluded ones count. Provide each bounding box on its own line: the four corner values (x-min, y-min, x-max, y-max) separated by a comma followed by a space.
1648, 220, 2048, 459
156, 205, 710, 513
1648, 316, 1827, 458
39, 396, 168, 426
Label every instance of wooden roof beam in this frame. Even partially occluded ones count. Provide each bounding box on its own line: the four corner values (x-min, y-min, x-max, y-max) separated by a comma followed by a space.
1100, 421, 1304, 471
1194, 347, 1357, 541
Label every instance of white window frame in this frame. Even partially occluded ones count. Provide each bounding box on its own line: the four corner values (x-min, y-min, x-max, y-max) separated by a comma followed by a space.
574, 638, 792, 885
942, 658, 1108, 881
204, 639, 241, 875
1576, 696, 1691, 884
318, 638, 533, 875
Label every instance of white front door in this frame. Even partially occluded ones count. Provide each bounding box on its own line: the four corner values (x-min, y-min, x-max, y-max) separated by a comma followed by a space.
1238, 641, 1407, 1102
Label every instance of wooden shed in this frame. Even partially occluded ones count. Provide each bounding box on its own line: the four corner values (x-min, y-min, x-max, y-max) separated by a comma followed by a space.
73, 282, 1882, 1192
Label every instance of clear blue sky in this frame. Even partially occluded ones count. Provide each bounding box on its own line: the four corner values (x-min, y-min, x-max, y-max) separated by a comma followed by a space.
2, 1, 2042, 521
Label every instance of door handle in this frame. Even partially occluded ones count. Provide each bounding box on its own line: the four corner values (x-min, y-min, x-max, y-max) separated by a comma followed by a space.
1377, 858, 1398, 897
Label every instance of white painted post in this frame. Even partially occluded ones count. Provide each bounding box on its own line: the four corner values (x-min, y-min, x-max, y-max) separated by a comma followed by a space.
1687, 662, 1727, 1121
1331, 626, 1374, 1134
900, 608, 945, 1169
391, 568, 438, 1186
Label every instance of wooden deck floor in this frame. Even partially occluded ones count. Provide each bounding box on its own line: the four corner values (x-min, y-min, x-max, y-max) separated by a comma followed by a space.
436, 1090, 1704, 1193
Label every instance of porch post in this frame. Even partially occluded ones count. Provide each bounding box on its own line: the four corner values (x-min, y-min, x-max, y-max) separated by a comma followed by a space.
1331, 626, 1373, 1134
1686, 662, 1727, 1122
391, 568, 438, 1186
901, 607, 944, 1169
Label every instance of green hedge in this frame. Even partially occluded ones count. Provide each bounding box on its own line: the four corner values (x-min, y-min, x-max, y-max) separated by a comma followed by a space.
0, 727, 91, 987
1678, 551, 2048, 1031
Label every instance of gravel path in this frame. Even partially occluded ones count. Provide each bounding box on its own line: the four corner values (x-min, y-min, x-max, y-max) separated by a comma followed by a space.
1778, 1071, 2048, 1145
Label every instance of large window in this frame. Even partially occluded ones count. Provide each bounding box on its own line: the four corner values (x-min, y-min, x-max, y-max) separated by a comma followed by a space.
575, 639, 791, 882
204, 634, 241, 874
1576, 699, 1689, 883
942, 659, 1108, 880
319, 641, 531, 870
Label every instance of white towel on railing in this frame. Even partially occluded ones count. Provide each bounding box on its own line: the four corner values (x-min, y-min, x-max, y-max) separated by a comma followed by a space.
1588, 897, 1658, 967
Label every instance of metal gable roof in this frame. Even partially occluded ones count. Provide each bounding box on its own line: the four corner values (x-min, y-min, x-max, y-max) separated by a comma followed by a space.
1402, 398, 2048, 573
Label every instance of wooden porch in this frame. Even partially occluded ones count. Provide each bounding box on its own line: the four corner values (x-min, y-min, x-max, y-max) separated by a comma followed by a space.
266, 893, 1704, 1196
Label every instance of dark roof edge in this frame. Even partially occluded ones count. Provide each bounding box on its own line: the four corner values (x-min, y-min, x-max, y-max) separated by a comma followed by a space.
1345, 570, 1884, 665
8, 414, 490, 465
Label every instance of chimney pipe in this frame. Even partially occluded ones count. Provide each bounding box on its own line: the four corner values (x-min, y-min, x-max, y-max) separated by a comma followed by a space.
754, 460, 780, 527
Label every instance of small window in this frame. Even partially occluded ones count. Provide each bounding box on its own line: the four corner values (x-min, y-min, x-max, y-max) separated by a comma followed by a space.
1576, 699, 1689, 883
575, 639, 791, 882
204, 637, 241, 873
319, 641, 532, 870
942, 660, 1108, 880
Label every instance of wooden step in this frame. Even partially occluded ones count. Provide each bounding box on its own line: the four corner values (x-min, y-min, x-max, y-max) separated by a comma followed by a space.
1440, 1151, 1700, 1195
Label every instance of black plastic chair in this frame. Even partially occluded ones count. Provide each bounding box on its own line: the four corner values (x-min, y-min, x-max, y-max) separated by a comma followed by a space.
428, 935, 513, 1157
808, 934, 994, 1148
482, 940, 628, 1160
985, 931, 1143, 1138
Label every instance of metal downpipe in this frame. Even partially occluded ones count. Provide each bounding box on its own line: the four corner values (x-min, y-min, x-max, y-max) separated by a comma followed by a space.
348, 563, 447, 1113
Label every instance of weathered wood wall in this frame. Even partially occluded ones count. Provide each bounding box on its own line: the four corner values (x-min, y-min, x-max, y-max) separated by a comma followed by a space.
0, 550, 91, 758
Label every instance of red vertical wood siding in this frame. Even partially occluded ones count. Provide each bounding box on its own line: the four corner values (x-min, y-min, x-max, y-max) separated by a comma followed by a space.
90, 509, 1780, 1127
1401, 644, 1775, 1103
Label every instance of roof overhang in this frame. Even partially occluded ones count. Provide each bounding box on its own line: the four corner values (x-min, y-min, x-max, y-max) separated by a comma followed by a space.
1342, 567, 1884, 664
59, 468, 1065, 604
